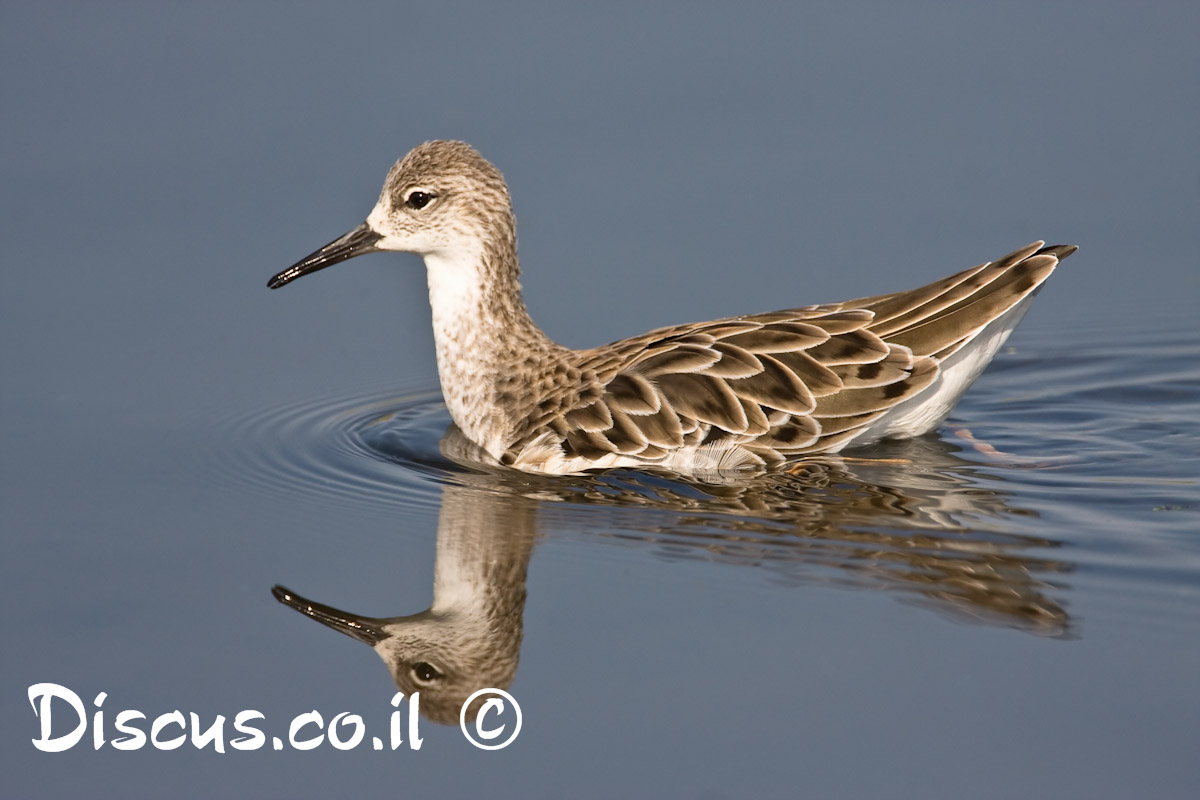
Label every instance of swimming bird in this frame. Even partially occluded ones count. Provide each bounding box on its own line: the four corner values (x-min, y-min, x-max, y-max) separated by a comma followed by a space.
269, 140, 1075, 475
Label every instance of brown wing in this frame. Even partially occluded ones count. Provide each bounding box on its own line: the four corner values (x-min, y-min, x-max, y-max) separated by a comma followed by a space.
532, 241, 1074, 465
840, 241, 1072, 359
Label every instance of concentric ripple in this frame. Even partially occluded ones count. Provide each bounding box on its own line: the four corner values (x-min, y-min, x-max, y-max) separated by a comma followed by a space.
214, 382, 467, 519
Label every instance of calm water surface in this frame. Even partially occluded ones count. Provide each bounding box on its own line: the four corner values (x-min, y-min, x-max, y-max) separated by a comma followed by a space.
223, 304, 1199, 642
9, 299, 1195, 798
5, 3, 1200, 797
208, 302, 1200, 788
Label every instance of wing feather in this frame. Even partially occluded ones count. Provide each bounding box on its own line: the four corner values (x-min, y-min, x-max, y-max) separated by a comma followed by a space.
605, 373, 661, 414
806, 329, 891, 366
771, 350, 844, 396
701, 343, 764, 378
564, 400, 613, 432
636, 344, 722, 376
738, 395, 771, 436
536, 241, 1073, 470
885, 256, 1056, 356
606, 407, 650, 454
654, 373, 749, 432
626, 398, 685, 447
812, 356, 939, 416
727, 354, 816, 415
828, 345, 915, 389
759, 416, 820, 449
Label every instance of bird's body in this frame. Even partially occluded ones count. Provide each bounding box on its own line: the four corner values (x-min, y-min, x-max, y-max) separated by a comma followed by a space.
270, 140, 1074, 476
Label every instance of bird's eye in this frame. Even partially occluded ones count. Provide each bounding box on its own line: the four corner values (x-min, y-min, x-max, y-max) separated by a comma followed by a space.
412, 662, 443, 683
405, 190, 434, 210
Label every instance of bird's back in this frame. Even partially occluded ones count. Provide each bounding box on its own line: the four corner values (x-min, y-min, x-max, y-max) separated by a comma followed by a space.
503, 241, 1075, 475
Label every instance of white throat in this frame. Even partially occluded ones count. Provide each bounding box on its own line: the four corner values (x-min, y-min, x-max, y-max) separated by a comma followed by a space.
424, 246, 488, 335
429, 523, 483, 615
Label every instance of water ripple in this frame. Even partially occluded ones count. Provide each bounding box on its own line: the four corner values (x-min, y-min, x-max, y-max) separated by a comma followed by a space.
214, 383, 457, 520
209, 307, 1200, 634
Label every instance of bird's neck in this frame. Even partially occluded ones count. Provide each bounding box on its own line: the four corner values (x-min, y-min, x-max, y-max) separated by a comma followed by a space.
423, 232, 565, 456
429, 487, 535, 621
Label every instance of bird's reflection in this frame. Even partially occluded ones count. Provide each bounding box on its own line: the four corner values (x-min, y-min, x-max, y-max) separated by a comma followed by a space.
274, 489, 536, 726
275, 430, 1071, 724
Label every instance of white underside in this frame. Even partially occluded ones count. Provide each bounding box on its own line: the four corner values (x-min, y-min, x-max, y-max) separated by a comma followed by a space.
840, 291, 1039, 450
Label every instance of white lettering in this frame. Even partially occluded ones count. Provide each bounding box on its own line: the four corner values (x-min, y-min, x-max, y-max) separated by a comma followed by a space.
93, 692, 107, 749
112, 710, 147, 751
390, 692, 403, 750
230, 710, 265, 751
189, 713, 226, 753
289, 711, 323, 750
409, 692, 423, 751
28, 683, 87, 753
476, 698, 506, 741
26, 685, 443, 753
327, 712, 365, 750
151, 711, 186, 750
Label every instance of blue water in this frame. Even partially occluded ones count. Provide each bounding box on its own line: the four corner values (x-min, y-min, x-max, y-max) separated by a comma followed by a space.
215, 305, 1197, 645
3, 3, 1199, 798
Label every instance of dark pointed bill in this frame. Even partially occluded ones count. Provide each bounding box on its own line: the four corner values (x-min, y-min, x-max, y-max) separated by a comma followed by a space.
272, 584, 389, 646
267, 222, 382, 289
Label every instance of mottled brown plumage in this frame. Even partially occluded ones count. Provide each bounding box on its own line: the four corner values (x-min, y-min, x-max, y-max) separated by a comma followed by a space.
270, 141, 1075, 476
